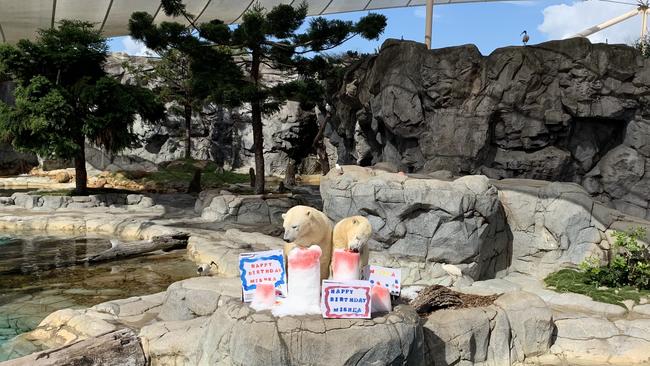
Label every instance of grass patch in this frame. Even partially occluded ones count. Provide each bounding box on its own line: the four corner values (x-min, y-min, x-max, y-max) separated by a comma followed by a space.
123, 159, 249, 190
544, 269, 650, 307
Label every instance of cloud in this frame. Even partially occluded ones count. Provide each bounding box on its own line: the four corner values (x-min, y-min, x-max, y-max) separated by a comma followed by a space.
539, 1, 642, 44
121, 37, 156, 56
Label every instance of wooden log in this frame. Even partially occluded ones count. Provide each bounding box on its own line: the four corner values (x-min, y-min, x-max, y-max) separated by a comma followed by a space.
2, 328, 146, 366
85, 233, 189, 263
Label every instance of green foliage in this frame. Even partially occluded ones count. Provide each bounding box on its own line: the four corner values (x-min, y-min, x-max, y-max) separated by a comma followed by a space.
136, 160, 248, 189
0, 20, 164, 193
544, 269, 650, 308
633, 35, 650, 58
579, 227, 649, 290
129, 1, 387, 193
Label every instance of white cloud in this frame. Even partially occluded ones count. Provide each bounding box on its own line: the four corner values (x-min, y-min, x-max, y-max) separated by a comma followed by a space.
121, 37, 156, 56
539, 1, 643, 44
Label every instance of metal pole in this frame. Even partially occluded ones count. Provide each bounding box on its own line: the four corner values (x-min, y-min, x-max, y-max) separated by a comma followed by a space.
572, 8, 640, 38
424, 0, 433, 48
642, 9, 648, 38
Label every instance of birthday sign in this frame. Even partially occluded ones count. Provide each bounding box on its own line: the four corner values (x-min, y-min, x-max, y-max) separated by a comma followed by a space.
363, 265, 401, 296
239, 249, 287, 302
321, 280, 372, 319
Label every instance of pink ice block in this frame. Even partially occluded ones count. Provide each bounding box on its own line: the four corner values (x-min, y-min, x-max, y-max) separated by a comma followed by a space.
371, 284, 392, 313
288, 246, 322, 270
251, 283, 276, 311
332, 249, 360, 280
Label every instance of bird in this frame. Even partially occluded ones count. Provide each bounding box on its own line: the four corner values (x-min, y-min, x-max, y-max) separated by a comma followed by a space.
521, 30, 530, 46
441, 263, 463, 278
335, 163, 343, 175
197, 261, 218, 276
109, 239, 120, 249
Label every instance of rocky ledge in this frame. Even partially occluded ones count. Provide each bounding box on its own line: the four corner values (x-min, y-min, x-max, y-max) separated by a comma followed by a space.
321, 167, 650, 281
2, 276, 557, 366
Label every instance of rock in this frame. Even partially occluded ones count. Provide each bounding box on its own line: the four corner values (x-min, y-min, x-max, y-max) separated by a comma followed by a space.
321, 167, 510, 281
11, 193, 38, 209
136, 277, 425, 366
53, 171, 71, 183
328, 38, 650, 219
422, 291, 553, 365
196, 303, 424, 366
200, 193, 306, 225
494, 292, 554, 359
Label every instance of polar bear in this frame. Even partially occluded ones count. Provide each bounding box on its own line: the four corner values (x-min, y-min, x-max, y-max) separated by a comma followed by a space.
282, 205, 333, 280
332, 216, 373, 273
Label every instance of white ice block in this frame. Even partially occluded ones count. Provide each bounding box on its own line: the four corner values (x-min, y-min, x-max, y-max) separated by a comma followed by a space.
272, 245, 322, 317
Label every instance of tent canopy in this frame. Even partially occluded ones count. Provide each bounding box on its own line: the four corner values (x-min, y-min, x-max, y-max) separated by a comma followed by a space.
0, 0, 513, 43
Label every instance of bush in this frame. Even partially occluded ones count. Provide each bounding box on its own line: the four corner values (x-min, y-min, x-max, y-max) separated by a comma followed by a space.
580, 227, 649, 290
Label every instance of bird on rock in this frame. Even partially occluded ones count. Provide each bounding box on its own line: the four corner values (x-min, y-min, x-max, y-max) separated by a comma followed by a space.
521, 30, 530, 46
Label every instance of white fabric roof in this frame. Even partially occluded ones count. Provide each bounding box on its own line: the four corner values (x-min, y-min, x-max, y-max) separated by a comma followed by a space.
0, 0, 518, 43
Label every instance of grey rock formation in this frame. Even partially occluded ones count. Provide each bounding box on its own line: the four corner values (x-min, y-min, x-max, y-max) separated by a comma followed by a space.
85, 54, 321, 176
423, 291, 553, 365
329, 38, 650, 219
321, 166, 512, 282
8, 192, 154, 210
321, 167, 650, 280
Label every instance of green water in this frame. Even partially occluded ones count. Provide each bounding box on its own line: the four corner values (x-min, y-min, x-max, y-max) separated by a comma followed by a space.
0, 235, 197, 360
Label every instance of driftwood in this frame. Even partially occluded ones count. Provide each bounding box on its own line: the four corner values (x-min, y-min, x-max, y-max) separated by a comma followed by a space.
85, 233, 190, 263
3, 328, 146, 366
0, 234, 189, 275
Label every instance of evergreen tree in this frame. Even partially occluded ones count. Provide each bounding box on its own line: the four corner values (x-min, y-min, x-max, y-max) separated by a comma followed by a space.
0, 20, 164, 194
130, 1, 386, 193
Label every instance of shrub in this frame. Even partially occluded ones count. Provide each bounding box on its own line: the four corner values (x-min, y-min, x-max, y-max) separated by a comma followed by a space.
580, 227, 649, 290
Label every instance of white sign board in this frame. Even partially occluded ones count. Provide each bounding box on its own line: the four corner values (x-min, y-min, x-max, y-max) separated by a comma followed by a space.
363, 265, 401, 296
239, 249, 287, 303
321, 280, 372, 319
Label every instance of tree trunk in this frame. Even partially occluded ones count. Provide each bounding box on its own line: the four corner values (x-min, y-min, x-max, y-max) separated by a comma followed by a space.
313, 111, 331, 175
251, 49, 265, 194
3, 328, 146, 366
184, 104, 192, 160
284, 158, 297, 186
73, 137, 88, 195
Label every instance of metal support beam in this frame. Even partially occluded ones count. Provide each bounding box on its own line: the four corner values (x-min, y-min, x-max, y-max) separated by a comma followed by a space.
572, 8, 639, 38
424, 0, 433, 48
642, 9, 648, 38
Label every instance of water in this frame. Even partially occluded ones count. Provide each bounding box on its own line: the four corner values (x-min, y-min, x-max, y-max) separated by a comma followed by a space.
0, 235, 197, 357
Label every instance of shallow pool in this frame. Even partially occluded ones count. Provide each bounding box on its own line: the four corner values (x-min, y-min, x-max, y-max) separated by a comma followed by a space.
0, 235, 197, 358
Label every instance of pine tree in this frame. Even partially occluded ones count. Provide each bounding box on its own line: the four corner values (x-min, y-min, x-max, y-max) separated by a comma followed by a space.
130, 1, 386, 193
0, 20, 164, 194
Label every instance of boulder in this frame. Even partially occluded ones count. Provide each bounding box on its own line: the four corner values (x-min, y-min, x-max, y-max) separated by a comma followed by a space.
321, 167, 510, 282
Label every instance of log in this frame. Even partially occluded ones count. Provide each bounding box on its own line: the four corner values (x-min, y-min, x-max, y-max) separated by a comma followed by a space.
2, 328, 146, 366
85, 233, 190, 263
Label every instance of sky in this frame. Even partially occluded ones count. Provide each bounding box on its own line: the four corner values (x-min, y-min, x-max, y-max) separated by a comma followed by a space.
109, 0, 647, 57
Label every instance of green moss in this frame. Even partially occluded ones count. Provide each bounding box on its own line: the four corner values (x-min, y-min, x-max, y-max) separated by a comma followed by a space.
544, 269, 650, 308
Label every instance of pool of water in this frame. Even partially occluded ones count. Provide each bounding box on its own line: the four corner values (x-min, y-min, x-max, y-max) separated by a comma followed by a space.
0, 235, 197, 358
0, 188, 33, 197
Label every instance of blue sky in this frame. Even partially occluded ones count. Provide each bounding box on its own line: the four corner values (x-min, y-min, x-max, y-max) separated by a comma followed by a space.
109, 1, 646, 56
